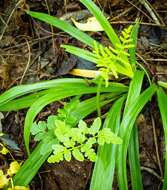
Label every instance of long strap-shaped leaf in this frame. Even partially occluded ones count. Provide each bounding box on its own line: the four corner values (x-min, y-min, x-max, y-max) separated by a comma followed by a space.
0, 79, 88, 106
128, 125, 143, 190
0, 89, 51, 111
13, 140, 51, 186
158, 81, 167, 89
157, 88, 167, 190
116, 70, 144, 189
0, 78, 127, 108
13, 94, 116, 186
61, 45, 98, 63
116, 84, 157, 190
124, 70, 144, 114
71, 93, 120, 121
80, 0, 121, 47
27, 11, 96, 48
90, 96, 125, 190
129, 21, 140, 67
124, 70, 144, 190
0, 88, 123, 112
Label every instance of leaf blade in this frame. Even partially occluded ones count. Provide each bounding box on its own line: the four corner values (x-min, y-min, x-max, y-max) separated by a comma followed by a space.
61, 45, 98, 63
80, 0, 121, 47
129, 21, 140, 67
116, 84, 156, 190
157, 88, 167, 190
128, 125, 143, 190
90, 96, 125, 190
27, 11, 96, 48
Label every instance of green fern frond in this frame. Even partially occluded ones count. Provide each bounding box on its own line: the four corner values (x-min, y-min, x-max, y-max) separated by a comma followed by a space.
48, 117, 122, 163
120, 25, 133, 46
91, 25, 135, 86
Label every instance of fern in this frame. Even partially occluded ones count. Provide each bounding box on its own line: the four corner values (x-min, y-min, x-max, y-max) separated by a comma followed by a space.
93, 25, 134, 86
31, 100, 122, 163
48, 117, 122, 163
30, 98, 80, 155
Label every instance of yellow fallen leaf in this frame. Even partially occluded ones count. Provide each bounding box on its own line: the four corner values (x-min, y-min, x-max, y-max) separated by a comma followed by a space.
0, 170, 9, 189
7, 161, 20, 177
0, 143, 9, 155
72, 17, 104, 31
70, 69, 101, 78
7, 186, 30, 190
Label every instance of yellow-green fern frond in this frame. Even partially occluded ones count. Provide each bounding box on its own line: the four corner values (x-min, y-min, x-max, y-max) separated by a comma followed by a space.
93, 25, 134, 86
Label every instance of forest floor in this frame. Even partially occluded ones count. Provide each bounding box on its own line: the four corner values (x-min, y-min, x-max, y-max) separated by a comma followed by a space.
0, 0, 167, 189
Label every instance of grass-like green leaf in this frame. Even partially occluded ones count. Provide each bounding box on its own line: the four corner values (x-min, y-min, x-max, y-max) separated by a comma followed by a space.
129, 21, 140, 67
116, 70, 152, 190
128, 125, 143, 190
61, 45, 98, 63
116, 84, 157, 190
27, 10, 96, 48
158, 81, 167, 89
70, 93, 124, 122
0, 89, 53, 111
0, 78, 89, 107
157, 88, 167, 190
0, 79, 127, 110
80, 0, 121, 47
90, 96, 125, 190
124, 70, 144, 114
13, 140, 52, 186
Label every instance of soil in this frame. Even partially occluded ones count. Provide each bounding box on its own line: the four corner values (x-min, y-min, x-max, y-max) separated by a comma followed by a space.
0, 0, 167, 189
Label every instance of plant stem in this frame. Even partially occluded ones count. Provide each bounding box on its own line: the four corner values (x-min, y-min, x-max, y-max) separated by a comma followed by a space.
96, 77, 103, 117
